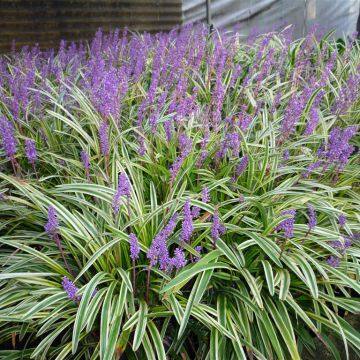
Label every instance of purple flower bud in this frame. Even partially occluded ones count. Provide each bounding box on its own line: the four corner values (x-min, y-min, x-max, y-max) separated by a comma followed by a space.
351, 233, 360, 242
344, 237, 352, 248
232, 155, 249, 182
338, 214, 346, 228
170, 134, 192, 182
129, 233, 140, 261
211, 209, 225, 244
80, 150, 90, 173
201, 187, 210, 203
303, 161, 322, 178
62, 276, 80, 301
112, 172, 131, 214
304, 107, 320, 135
275, 209, 296, 238
0, 115, 17, 159
25, 139, 37, 165
180, 199, 193, 243
283, 149, 290, 161
191, 206, 201, 219
44, 206, 59, 236
147, 213, 178, 270
194, 245, 202, 262
307, 204, 317, 231
326, 256, 340, 268
99, 121, 109, 156
169, 247, 187, 270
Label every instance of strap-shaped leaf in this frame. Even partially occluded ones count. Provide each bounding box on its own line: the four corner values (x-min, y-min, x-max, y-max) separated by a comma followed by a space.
217, 238, 244, 269
178, 268, 214, 339
148, 321, 166, 360
241, 269, 263, 309
261, 260, 275, 296
278, 269, 291, 301
132, 300, 148, 351
100, 281, 117, 358
161, 261, 229, 294
72, 272, 108, 354
103, 282, 127, 360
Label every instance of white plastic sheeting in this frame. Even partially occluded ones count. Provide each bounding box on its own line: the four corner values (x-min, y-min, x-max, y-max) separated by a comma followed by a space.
182, 0, 360, 38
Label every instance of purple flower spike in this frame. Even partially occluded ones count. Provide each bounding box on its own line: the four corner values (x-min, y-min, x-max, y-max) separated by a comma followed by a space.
326, 256, 340, 268
80, 150, 90, 176
129, 233, 140, 261
303, 160, 322, 178
169, 247, 187, 270
147, 213, 178, 270
194, 245, 202, 262
25, 139, 37, 165
344, 237, 352, 249
44, 206, 59, 236
233, 155, 249, 182
211, 209, 225, 244
191, 206, 201, 218
62, 276, 80, 301
307, 204, 317, 231
338, 214, 346, 228
304, 107, 320, 135
283, 149, 290, 161
112, 172, 131, 214
201, 187, 210, 203
317, 126, 357, 172
275, 209, 296, 238
180, 199, 193, 243
169, 134, 192, 182
99, 121, 109, 156
0, 115, 17, 159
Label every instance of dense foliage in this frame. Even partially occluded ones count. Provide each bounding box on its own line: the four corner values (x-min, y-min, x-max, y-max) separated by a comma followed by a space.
0, 24, 359, 359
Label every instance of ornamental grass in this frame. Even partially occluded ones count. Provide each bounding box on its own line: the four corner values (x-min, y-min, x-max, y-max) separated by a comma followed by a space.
0, 24, 359, 359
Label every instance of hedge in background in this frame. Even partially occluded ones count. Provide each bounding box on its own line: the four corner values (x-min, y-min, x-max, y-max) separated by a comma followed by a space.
0, 24, 359, 359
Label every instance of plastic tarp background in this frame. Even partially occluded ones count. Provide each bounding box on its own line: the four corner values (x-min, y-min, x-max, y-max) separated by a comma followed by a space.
182, 0, 360, 38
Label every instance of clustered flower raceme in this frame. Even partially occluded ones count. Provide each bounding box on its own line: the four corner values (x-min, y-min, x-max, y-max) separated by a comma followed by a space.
62, 276, 80, 302
129, 233, 140, 261
44, 205, 59, 237
275, 209, 297, 238
180, 199, 194, 243
112, 172, 131, 214
80, 150, 90, 179
0, 24, 358, 292
304, 126, 358, 178
325, 215, 355, 268
307, 204, 317, 232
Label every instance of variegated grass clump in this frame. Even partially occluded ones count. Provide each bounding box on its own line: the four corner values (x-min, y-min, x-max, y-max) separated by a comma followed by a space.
0, 24, 359, 359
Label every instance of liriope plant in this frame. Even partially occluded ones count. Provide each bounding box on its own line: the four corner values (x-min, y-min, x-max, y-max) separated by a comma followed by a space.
0, 24, 359, 359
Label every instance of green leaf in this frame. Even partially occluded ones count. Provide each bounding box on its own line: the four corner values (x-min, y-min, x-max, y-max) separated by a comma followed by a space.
161, 261, 229, 294
241, 269, 263, 309
23, 292, 68, 320
147, 321, 166, 360
103, 282, 127, 360
291, 253, 318, 299
262, 260, 275, 296
217, 238, 244, 269
132, 300, 148, 351
278, 269, 291, 301
99, 281, 117, 358
178, 268, 213, 338
72, 272, 108, 354
210, 328, 220, 360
